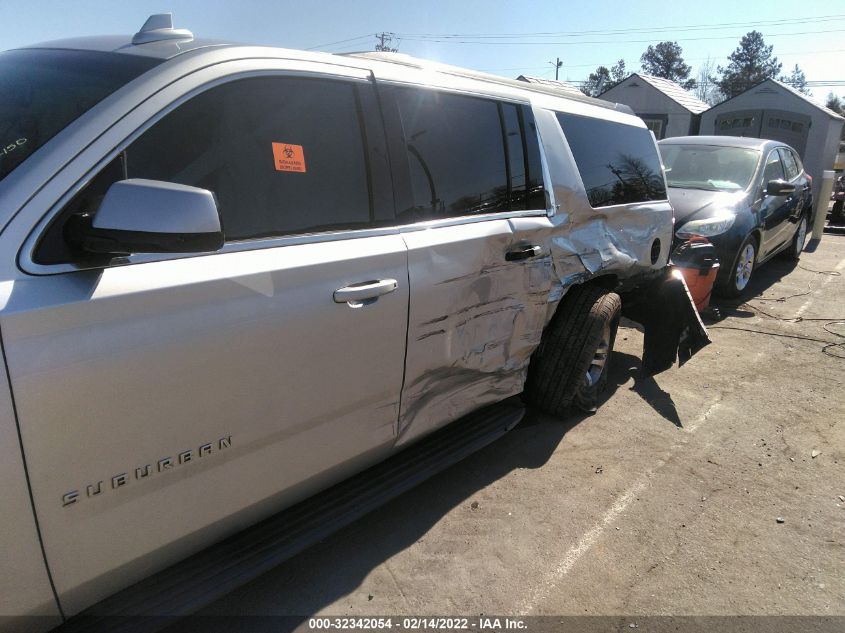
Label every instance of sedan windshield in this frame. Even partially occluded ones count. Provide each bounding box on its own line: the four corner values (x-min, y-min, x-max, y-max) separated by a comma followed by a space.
0, 49, 161, 183
660, 144, 760, 192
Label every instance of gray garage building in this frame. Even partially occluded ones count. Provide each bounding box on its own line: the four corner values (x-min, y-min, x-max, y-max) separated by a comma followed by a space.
700, 79, 844, 200
598, 73, 710, 139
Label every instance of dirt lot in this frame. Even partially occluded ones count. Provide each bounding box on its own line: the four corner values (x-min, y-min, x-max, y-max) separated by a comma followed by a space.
188, 233, 845, 627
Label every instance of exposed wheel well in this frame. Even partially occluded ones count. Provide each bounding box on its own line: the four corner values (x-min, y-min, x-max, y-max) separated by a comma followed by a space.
589, 274, 619, 290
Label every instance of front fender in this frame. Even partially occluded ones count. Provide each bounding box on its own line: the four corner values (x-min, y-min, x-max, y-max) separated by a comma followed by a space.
0, 329, 62, 630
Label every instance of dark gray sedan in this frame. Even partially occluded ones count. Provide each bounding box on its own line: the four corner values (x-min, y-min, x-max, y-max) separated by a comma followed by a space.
658, 136, 813, 296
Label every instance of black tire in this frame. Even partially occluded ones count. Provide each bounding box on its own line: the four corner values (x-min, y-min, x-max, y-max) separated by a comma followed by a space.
716, 234, 757, 298
525, 284, 621, 418
832, 200, 844, 224
783, 215, 808, 261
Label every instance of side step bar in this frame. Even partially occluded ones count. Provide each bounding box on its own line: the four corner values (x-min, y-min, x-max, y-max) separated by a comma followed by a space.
58, 400, 525, 633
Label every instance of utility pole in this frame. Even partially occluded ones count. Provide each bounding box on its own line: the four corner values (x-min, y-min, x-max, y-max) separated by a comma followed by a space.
596, 75, 606, 95
375, 32, 398, 53
549, 57, 562, 81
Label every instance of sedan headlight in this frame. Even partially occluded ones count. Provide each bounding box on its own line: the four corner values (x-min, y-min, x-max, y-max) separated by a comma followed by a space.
676, 212, 735, 238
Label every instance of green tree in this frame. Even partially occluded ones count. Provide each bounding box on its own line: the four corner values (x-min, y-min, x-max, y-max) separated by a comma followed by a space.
826, 94, 845, 140
640, 41, 695, 89
581, 60, 626, 97
716, 31, 782, 99
780, 64, 809, 95
580, 66, 611, 97
610, 58, 627, 85
825, 92, 842, 115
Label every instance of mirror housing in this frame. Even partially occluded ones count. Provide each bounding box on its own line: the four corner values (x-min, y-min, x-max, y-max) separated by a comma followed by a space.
66, 179, 224, 256
766, 179, 796, 196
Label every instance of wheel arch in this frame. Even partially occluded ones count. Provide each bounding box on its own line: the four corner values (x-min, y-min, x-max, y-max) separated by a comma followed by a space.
588, 273, 620, 291
750, 228, 763, 250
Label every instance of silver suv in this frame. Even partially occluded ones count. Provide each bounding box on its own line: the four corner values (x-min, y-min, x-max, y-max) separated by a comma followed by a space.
0, 15, 704, 631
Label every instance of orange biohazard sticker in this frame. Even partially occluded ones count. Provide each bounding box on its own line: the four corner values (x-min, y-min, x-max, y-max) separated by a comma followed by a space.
272, 142, 307, 173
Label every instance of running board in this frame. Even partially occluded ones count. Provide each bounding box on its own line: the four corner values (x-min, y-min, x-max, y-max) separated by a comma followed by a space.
58, 400, 525, 633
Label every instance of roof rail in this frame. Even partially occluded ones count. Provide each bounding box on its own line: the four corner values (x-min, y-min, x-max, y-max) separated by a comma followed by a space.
345, 51, 629, 113
132, 13, 193, 45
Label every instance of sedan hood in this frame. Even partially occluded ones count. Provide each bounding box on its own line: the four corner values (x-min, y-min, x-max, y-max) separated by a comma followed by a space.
668, 188, 747, 224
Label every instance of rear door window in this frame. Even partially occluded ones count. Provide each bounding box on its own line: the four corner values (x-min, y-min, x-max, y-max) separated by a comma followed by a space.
393, 87, 509, 220
522, 106, 547, 210
501, 103, 527, 209
778, 148, 799, 180
499, 103, 546, 212
555, 112, 666, 208
790, 150, 805, 174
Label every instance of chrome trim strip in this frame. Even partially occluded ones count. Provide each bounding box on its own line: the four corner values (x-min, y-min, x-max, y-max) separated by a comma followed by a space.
395, 209, 548, 233
22, 210, 549, 275
22, 226, 402, 275
374, 78, 532, 106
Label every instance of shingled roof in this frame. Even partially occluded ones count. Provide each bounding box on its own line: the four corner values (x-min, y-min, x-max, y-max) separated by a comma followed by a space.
604, 73, 710, 115
737, 78, 845, 121
516, 75, 585, 99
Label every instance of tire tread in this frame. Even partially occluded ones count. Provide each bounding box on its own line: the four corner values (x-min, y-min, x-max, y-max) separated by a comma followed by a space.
525, 285, 621, 417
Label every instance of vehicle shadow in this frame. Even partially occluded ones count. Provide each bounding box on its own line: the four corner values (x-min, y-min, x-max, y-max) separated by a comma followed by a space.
173, 256, 819, 631
606, 351, 682, 428
174, 363, 641, 631
704, 256, 804, 323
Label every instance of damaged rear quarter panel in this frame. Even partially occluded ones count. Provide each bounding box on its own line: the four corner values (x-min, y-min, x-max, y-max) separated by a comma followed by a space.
533, 107, 673, 289
394, 101, 675, 445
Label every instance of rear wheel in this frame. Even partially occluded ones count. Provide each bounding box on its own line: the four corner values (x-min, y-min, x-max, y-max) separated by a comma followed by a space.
784, 216, 808, 261
717, 235, 757, 298
525, 284, 621, 418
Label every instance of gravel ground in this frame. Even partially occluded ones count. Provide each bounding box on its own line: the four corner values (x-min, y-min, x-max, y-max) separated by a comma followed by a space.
184, 233, 845, 629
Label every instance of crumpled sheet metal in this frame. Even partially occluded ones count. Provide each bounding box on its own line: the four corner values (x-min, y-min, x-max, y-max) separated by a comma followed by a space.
396, 110, 675, 445
396, 220, 550, 446
534, 107, 674, 288
548, 207, 670, 281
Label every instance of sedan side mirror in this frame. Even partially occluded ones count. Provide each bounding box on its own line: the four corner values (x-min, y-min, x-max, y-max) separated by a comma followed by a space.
66, 179, 224, 256
766, 179, 796, 196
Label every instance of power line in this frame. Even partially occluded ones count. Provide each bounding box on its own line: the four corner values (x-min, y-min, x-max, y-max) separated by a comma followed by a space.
480, 65, 556, 72
304, 34, 374, 51
562, 79, 845, 88
375, 32, 399, 52
394, 27, 845, 47
479, 47, 845, 72
479, 49, 845, 75
303, 31, 844, 90
396, 14, 845, 39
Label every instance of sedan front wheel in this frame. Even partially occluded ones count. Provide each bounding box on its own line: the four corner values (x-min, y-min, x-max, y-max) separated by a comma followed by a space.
717, 235, 757, 298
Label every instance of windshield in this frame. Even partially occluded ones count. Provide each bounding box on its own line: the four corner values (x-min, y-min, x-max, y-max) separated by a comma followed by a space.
659, 144, 760, 192
0, 49, 161, 183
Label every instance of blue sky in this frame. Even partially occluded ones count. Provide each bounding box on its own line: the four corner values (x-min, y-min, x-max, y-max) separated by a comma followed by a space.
2, 0, 842, 99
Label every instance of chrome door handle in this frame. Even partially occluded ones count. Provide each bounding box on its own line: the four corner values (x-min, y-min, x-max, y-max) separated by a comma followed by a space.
505, 245, 541, 261
334, 279, 398, 304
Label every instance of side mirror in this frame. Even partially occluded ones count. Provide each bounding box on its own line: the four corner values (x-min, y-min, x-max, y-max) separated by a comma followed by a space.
66, 179, 224, 256
766, 179, 796, 196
